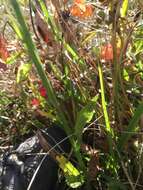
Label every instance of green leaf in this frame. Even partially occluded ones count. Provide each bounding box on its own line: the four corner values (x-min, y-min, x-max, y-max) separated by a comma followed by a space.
123, 69, 129, 81
118, 103, 143, 151
7, 14, 23, 40
56, 155, 84, 188
75, 95, 99, 142
16, 62, 32, 83
120, 0, 128, 18
82, 31, 96, 46
6, 51, 23, 65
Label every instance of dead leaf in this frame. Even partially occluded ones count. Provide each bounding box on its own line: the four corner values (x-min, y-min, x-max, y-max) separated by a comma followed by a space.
0, 34, 10, 61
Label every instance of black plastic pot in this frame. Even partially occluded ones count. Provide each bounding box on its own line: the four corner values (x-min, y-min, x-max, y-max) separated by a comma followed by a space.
0, 126, 71, 190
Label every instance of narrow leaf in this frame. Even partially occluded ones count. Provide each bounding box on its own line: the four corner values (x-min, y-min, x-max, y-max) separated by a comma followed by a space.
56, 155, 84, 188
16, 62, 32, 83
75, 95, 99, 142
120, 0, 128, 18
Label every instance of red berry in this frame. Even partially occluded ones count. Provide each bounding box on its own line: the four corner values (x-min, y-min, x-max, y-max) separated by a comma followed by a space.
39, 86, 47, 97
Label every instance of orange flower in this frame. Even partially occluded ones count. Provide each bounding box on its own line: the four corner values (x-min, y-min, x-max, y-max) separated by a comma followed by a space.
100, 43, 120, 61
70, 1, 94, 18
82, 4, 94, 17
100, 44, 113, 61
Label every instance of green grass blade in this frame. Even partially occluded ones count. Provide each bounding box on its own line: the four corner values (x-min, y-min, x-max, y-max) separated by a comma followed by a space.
120, 0, 128, 18
98, 63, 114, 157
98, 63, 113, 136
9, 0, 72, 133
7, 15, 23, 39
10, 0, 56, 106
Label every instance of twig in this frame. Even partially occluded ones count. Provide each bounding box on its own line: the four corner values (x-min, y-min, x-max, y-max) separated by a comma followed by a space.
0, 146, 13, 149
116, 150, 135, 190
134, 145, 143, 189
29, 0, 41, 44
